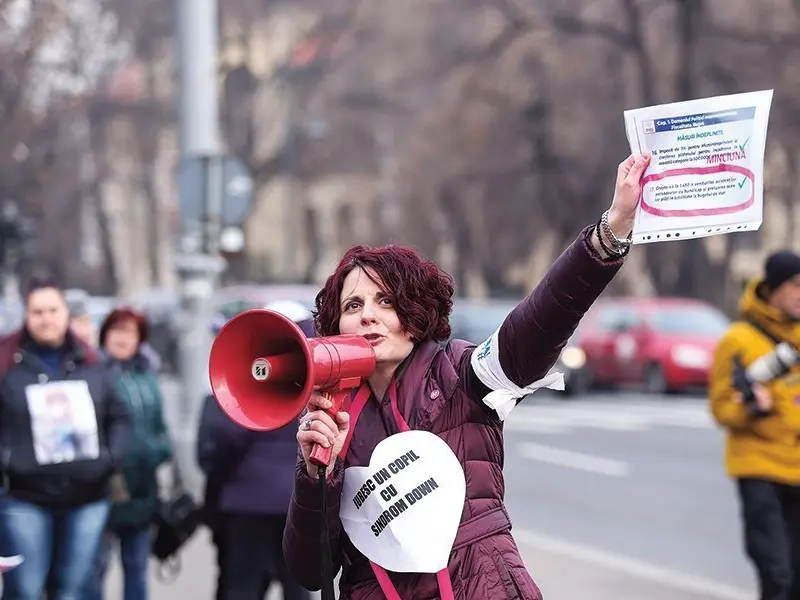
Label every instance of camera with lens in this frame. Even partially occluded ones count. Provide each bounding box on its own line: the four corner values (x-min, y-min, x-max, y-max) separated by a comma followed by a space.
733, 342, 800, 417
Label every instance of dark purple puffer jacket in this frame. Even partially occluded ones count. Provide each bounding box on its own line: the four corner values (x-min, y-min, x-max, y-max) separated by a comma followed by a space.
283, 225, 624, 599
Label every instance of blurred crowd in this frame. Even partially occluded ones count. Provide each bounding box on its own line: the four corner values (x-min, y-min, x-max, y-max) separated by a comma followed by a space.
0, 277, 310, 600
1, 246, 800, 600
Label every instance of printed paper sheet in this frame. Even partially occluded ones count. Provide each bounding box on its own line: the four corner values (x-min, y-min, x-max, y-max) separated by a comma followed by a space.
623, 89, 773, 244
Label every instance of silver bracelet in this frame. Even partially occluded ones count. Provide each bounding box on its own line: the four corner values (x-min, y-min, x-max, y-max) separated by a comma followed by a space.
600, 210, 632, 250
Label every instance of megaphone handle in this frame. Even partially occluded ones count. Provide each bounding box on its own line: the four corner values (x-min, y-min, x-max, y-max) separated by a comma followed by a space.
309, 390, 348, 468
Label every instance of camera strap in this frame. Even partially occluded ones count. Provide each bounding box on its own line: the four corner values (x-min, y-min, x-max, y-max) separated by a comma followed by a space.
743, 317, 795, 350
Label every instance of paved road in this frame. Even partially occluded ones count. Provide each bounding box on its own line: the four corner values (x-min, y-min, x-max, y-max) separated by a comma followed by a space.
503, 392, 755, 599
108, 386, 756, 599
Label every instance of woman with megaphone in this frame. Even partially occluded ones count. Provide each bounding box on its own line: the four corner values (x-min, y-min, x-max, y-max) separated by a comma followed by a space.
281, 153, 651, 600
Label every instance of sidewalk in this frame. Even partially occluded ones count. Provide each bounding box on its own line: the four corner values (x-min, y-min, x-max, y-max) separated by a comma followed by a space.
103, 529, 744, 600
103, 529, 314, 600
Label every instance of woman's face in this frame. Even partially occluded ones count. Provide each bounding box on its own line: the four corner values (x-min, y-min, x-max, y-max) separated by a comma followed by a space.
104, 318, 141, 361
338, 266, 414, 370
26, 288, 70, 347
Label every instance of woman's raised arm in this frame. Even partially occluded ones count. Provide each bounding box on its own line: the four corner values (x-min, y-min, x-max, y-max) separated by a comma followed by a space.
463, 153, 650, 402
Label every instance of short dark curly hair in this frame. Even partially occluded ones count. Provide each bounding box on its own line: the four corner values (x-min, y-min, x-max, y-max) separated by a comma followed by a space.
314, 245, 454, 343
99, 307, 149, 347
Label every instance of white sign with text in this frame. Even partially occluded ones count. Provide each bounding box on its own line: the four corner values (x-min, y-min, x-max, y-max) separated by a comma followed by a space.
340, 430, 466, 573
624, 89, 773, 244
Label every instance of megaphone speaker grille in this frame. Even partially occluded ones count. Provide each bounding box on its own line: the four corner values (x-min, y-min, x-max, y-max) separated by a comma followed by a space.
209, 309, 313, 431
209, 308, 377, 435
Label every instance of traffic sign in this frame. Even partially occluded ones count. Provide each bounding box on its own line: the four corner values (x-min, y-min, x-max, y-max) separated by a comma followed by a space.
220, 156, 253, 226
177, 154, 254, 230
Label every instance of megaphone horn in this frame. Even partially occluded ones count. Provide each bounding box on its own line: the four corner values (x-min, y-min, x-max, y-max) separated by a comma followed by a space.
209, 309, 376, 468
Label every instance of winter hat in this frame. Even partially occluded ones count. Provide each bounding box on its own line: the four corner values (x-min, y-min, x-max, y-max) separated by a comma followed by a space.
765, 251, 800, 291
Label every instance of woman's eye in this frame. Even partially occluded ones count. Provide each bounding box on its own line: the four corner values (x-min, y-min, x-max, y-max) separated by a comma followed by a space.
379, 297, 393, 306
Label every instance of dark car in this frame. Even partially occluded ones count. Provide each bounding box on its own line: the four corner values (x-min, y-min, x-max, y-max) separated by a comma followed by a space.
449, 299, 587, 397
549, 327, 590, 396
449, 299, 518, 346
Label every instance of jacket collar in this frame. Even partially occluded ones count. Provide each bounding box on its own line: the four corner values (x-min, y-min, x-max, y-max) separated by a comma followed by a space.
0, 328, 99, 378
740, 278, 800, 346
394, 340, 460, 431
17, 328, 94, 364
101, 348, 152, 373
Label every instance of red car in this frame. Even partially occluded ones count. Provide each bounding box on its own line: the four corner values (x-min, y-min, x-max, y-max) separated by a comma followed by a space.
576, 297, 731, 394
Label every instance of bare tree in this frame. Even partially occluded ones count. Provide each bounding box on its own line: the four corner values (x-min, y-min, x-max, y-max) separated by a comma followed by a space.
26, 0, 800, 305
0, 0, 128, 288
543, 0, 800, 308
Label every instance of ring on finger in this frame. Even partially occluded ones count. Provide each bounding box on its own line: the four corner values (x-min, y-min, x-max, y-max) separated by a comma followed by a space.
302, 418, 314, 430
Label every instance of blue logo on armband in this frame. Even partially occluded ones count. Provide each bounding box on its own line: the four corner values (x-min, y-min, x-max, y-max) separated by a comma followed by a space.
476, 339, 491, 361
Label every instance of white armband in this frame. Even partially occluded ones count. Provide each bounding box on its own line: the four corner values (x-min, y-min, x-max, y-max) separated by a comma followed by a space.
0, 555, 23, 572
470, 328, 565, 420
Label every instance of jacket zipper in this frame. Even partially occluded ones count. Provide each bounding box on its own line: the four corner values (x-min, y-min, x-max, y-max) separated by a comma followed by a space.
121, 373, 147, 449
2, 448, 10, 490
126, 374, 145, 414
136, 377, 166, 449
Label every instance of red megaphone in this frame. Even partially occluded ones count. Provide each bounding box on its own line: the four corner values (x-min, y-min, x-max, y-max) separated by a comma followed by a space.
208, 309, 376, 468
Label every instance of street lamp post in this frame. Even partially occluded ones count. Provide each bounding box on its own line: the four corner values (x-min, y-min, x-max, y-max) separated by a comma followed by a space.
174, 0, 226, 498
0, 200, 23, 331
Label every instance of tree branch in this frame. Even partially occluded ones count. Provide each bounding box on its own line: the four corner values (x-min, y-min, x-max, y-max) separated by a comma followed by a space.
705, 26, 800, 48
550, 14, 634, 48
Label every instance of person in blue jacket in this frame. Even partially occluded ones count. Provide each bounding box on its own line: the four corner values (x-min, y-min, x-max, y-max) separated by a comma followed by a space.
197, 301, 312, 600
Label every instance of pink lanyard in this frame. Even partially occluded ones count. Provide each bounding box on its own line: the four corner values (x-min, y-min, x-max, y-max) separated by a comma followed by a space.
340, 381, 455, 600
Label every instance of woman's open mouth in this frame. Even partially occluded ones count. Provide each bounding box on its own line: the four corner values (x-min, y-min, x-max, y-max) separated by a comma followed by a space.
363, 333, 385, 346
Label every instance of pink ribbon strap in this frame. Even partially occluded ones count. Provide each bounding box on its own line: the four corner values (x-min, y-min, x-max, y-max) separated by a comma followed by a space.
343, 379, 456, 600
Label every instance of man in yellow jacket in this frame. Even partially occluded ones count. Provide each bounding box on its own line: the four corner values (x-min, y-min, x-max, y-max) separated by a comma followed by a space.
710, 250, 800, 600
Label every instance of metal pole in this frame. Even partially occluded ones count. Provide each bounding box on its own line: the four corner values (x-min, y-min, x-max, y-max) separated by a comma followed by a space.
3, 271, 21, 331
280, 97, 296, 279
204, 155, 224, 257
176, 0, 219, 157
1, 200, 22, 332
174, 0, 225, 499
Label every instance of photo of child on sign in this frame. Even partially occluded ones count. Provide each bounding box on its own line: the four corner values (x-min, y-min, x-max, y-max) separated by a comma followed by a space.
25, 380, 100, 465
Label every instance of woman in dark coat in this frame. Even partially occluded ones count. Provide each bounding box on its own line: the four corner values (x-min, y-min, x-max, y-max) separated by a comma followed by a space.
281, 152, 651, 599
85, 308, 173, 600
